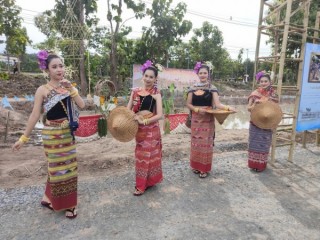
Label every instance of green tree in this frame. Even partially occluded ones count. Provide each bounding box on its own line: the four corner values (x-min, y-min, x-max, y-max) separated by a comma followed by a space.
189, 21, 230, 79
0, 0, 31, 73
34, 0, 98, 95
164, 42, 193, 69
137, 0, 192, 66
106, 0, 145, 89
20, 53, 41, 73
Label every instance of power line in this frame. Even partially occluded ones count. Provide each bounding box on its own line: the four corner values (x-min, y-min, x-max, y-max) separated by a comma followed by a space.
21, 8, 42, 14
141, 0, 257, 28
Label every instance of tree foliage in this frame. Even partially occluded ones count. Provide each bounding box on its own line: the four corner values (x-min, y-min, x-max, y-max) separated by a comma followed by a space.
105, 0, 145, 89
0, 0, 31, 72
188, 21, 231, 79
137, 0, 192, 66
34, 0, 98, 95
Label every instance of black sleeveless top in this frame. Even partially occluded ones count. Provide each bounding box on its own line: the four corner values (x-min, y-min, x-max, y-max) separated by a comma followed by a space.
192, 90, 213, 106
46, 98, 68, 120
139, 95, 156, 112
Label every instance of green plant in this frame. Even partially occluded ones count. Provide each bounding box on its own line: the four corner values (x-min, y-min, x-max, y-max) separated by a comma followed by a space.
97, 117, 107, 137
162, 83, 177, 134
0, 72, 9, 81
162, 83, 176, 115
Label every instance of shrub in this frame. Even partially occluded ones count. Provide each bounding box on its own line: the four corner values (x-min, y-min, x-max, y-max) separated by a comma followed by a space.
0, 72, 9, 81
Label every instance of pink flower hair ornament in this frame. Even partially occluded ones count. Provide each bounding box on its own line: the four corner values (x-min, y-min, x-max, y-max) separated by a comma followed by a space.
193, 61, 213, 73
141, 60, 153, 73
255, 70, 267, 82
37, 50, 49, 70
193, 61, 202, 73
141, 60, 163, 73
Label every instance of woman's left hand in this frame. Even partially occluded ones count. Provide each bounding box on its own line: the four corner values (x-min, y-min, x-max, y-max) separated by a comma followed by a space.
228, 106, 237, 112
198, 108, 207, 115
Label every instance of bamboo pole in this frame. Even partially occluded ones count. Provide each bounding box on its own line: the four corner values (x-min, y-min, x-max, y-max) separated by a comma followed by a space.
289, 0, 311, 161
272, 11, 281, 85
262, 1, 287, 22
271, 0, 293, 163
261, 23, 285, 30
253, 0, 265, 90
270, 10, 281, 161
4, 111, 10, 143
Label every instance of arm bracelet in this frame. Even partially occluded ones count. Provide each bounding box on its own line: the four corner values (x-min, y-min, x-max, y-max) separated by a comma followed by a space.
19, 135, 30, 143
70, 89, 79, 98
143, 119, 150, 125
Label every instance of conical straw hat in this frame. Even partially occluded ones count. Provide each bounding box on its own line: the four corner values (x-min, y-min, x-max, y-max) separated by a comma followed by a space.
206, 109, 235, 124
251, 101, 282, 129
107, 106, 138, 142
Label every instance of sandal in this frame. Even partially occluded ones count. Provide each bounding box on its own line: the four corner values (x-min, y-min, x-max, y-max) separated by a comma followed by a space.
192, 169, 200, 174
133, 187, 144, 196
252, 168, 263, 172
65, 208, 77, 219
41, 201, 53, 211
199, 172, 208, 178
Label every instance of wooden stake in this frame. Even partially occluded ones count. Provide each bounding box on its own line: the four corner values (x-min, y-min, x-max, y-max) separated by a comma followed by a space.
4, 111, 10, 143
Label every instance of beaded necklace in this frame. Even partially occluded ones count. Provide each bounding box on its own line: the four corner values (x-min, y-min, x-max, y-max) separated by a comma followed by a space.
47, 82, 60, 89
60, 99, 68, 116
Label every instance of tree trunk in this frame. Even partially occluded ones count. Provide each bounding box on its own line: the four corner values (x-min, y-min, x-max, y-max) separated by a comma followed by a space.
6, 46, 10, 75
78, 1, 87, 96
79, 41, 87, 96
110, 36, 118, 90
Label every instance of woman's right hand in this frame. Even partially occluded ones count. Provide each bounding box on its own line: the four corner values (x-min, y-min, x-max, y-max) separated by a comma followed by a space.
12, 140, 24, 151
134, 115, 144, 125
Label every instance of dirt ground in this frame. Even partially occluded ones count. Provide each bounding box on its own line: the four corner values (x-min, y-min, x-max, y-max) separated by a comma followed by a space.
1, 75, 319, 239
0, 130, 319, 240
0, 126, 247, 189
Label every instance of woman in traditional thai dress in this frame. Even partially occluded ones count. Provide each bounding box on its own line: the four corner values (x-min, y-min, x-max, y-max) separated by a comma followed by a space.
247, 71, 279, 172
186, 61, 236, 178
12, 50, 85, 218
127, 60, 163, 196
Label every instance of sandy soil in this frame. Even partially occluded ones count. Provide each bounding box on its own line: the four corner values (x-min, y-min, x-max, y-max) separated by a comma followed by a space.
0, 127, 248, 189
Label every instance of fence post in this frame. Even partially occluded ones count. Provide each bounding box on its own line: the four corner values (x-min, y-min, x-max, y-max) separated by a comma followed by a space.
4, 111, 10, 143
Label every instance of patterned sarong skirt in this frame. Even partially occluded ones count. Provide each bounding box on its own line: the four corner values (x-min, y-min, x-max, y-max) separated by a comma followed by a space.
190, 112, 214, 172
135, 121, 163, 192
248, 122, 272, 171
42, 126, 77, 211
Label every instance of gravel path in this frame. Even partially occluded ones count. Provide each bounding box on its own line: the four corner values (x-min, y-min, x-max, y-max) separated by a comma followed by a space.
1, 144, 319, 240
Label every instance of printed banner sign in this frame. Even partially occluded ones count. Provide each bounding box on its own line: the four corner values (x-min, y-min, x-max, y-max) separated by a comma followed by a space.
132, 64, 198, 91
296, 43, 320, 131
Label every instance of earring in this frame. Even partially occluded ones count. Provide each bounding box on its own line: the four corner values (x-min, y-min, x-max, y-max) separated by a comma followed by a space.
42, 71, 49, 80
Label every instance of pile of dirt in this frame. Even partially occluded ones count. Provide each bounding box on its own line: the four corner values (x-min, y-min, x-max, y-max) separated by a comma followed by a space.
0, 73, 46, 97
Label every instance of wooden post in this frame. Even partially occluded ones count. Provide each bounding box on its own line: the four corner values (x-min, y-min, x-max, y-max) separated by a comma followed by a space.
4, 111, 10, 143
289, 0, 311, 161
302, 130, 307, 148
270, 11, 281, 164
277, 0, 292, 99
253, 0, 265, 90
271, 0, 293, 163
